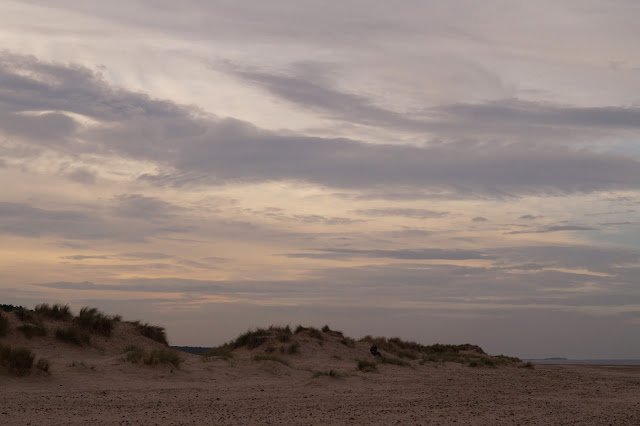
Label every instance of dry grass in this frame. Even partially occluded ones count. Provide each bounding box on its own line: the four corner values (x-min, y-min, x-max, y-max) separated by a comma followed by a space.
17, 322, 47, 339
0, 343, 35, 376
34, 303, 73, 321
55, 326, 91, 346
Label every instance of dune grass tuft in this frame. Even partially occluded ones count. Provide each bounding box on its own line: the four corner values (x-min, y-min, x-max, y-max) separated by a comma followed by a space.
234, 328, 270, 349
286, 341, 300, 354
55, 326, 91, 346
76, 307, 115, 337
0, 343, 35, 376
17, 322, 47, 339
143, 348, 183, 368
35, 303, 73, 321
357, 359, 377, 372
204, 343, 234, 359
136, 322, 168, 345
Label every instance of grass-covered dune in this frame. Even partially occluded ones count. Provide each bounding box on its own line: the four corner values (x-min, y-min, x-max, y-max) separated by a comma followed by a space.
0, 303, 180, 377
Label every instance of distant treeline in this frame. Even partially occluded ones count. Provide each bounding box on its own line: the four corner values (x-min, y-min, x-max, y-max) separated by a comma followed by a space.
171, 346, 212, 355
1, 304, 25, 313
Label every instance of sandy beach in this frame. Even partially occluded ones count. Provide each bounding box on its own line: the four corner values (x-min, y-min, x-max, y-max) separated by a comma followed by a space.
2, 310, 640, 425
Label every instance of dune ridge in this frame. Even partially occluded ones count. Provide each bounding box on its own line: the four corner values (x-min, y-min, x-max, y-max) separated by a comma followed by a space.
2, 303, 639, 425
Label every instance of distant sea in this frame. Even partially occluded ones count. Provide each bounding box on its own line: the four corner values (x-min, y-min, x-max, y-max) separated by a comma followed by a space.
526, 359, 640, 366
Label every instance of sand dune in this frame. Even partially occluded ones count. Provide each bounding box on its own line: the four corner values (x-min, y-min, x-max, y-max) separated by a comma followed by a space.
2, 306, 639, 425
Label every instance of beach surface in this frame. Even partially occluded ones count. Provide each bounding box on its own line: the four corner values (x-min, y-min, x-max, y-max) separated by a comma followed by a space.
2, 312, 639, 425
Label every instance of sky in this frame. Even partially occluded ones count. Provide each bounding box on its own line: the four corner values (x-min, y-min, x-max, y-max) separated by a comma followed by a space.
1, 0, 639, 359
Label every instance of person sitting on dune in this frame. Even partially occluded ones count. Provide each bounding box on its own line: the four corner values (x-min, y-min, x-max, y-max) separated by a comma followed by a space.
370, 345, 382, 357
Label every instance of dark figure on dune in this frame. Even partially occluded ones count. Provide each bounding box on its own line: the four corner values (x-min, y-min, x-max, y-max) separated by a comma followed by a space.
370, 345, 382, 357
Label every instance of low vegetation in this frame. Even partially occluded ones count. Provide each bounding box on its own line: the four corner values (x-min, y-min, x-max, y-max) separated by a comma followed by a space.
123, 346, 182, 368
379, 356, 410, 367
357, 359, 377, 372
0, 311, 8, 337
133, 322, 168, 345
313, 369, 341, 378
34, 303, 73, 321
204, 343, 234, 359
253, 354, 290, 366
76, 307, 117, 337
55, 326, 91, 346
17, 322, 47, 339
0, 343, 35, 376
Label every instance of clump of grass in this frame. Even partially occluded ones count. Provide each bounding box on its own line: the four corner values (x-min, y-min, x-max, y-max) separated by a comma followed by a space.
234, 328, 270, 349
0, 311, 8, 337
0, 344, 35, 376
136, 322, 168, 345
379, 356, 410, 367
36, 357, 50, 373
275, 325, 292, 342
294, 324, 305, 334
55, 326, 91, 346
15, 308, 36, 323
253, 354, 289, 366
313, 369, 341, 378
287, 341, 300, 354
321, 325, 331, 332
205, 343, 234, 359
34, 303, 73, 321
143, 348, 182, 368
307, 327, 323, 340
123, 346, 146, 364
76, 307, 115, 337
395, 349, 419, 360
340, 337, 356, 348
17, 323, 47, 339
357, 359, 377, 372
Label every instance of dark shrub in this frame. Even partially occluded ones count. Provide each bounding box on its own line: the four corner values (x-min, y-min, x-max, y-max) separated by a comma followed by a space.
321, 325, 331, 332
294, 325, 305, 334
35, 303, 72, 321
55, 326, 90, 346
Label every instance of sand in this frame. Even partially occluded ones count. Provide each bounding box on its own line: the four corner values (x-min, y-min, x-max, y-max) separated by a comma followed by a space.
2, 312, 640, 425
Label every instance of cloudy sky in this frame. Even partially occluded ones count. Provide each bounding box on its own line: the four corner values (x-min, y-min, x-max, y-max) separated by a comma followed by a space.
2, 0, 639, 358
